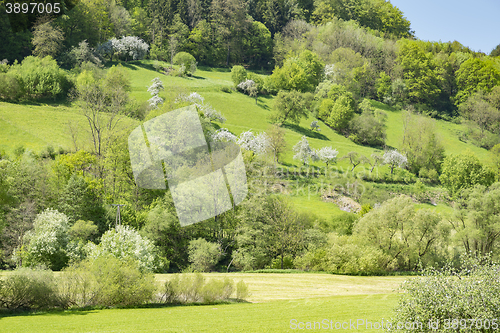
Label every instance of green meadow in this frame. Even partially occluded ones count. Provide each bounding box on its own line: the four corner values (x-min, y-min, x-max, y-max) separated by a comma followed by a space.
0, 273, 406, 332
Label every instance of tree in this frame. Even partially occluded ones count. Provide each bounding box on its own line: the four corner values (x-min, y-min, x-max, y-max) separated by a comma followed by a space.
342, 151, 369, 172
455, 58, 500, 106
401, 112, 445, 175
316, 146, 338, 168
459, 91, 500, 136
187, 238, 222, 272
236, 131, 270, 155
310, 120, 320, 131
293, 136, 317, 165
76, 66, 130, 156
173, 51, 197, 75
319, 94, 356, 132
267, 125, 287, 167
147, 77, 165, 109
231, 65, 247, 86
87, 225, 162, 272
353, 195, 446, 271
396, 39, 441, 106
383, 150, 407, 174
100, 36, 149, 61
21, 209, 70, 271
439, 151, 496, 196
368, 153, 383, 173
237, 79, 258, 104
32, 19, 65, 58
270, 50, 324, 92
348, 110, 386, 147
449, 183, 500, 256
265, 197, 305, 269
59, 175, 106, 233
491, 144, 500, 179
273, 90, 309, 125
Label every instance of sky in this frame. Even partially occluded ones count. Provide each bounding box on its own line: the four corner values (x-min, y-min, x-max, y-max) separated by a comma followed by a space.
389, 0, 500, 54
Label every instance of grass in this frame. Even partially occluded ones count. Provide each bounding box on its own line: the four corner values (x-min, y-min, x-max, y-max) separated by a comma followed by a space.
0, 272, 407, 332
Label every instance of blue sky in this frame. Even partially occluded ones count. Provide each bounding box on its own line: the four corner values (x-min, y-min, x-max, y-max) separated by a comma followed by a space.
389, 0, 500, 54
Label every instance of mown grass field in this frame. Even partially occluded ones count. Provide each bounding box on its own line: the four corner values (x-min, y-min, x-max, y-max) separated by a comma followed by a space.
0, 272, 407, 332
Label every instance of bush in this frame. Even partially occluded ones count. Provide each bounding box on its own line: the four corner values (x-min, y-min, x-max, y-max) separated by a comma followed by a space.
392, 254, 500, 332
159, 273, 247, 304
0, 72, 22, 101
173, 52, 197, 76
60, 256, 156, 308
188, 238, 221, 272
9, 56, 70, 100
87, 225, 163, 272
231, 65, 247, 87
0, 268, 60, 309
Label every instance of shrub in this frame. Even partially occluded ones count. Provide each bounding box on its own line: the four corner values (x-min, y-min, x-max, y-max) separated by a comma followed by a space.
391, 254, 500, 332
187, 238, 221, 272
173, 52, 196, 76
60, 256, 156, 308
87, 225, 163, 272
0, 72, 22, 101
0, 268, 60, 309
9, 56, 70, 100
160, 273, 247, 304
22, 209, 70, 271
231, 65, 247, 86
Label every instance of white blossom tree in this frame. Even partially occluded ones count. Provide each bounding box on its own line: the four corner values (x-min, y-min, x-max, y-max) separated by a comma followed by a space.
237, 79, 258, 104
293, 136, 317, 165
316, 146, 338, 167
383, 150, 408, 174
310, 120, 320, 131
176, 92, 225, 123
147, 77, 164, 109
86, 225, 161, 272
21, 209, 70, 270
212, 128, 237, 142
237, 131, 270, 155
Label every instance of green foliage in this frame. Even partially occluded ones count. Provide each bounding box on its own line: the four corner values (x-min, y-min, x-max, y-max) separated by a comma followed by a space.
401, 112, 445, 175
59, 175, 106, 232
31, 20, 65, 59
440, 151, 496, 196
161, 273, 247, 303
68, 220, 98, 242
348, 108, 386, 147
272, 89, 310, 124
449, 183, 500, 256
61, 255, 156, 307
231, 65, 247, 87
397, 39, 441, 106
455, 57, 500, 105
317, 85, 356, 131
22, 209, 70, 271
392, 254, 500, 332
312, 0, 412, 38
353, 195, 447, 271
270, 50, 324, 92
188, 238, 221, 272
0, 72, 22, 101
8, 56, 70, 101
173, 52, 197, 75
0, 268, 60, 309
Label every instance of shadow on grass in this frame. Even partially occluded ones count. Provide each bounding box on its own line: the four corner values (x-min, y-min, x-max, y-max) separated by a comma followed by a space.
370, 100, 399, 112
197, 66, 231, 73
283, 123, 329, 140
0, 300, 250, 318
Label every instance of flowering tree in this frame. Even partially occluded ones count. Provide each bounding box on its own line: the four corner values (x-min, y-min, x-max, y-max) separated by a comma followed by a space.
21, 209, 70, 270
176, 92, 225, 123
147, 77, 164, 109
237, 131, 270, 155
212, 128, 237, 142
316, 146, 338, 167
310, 120, 320, 131
293, 136, 317, 165
383, 150, 408, 174
237, 79, 258, 104
98, 36, 149, 61
86, 225, 162, 272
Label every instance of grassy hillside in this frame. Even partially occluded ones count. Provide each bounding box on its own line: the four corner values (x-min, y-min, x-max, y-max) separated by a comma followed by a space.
0, 60, 493, 218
